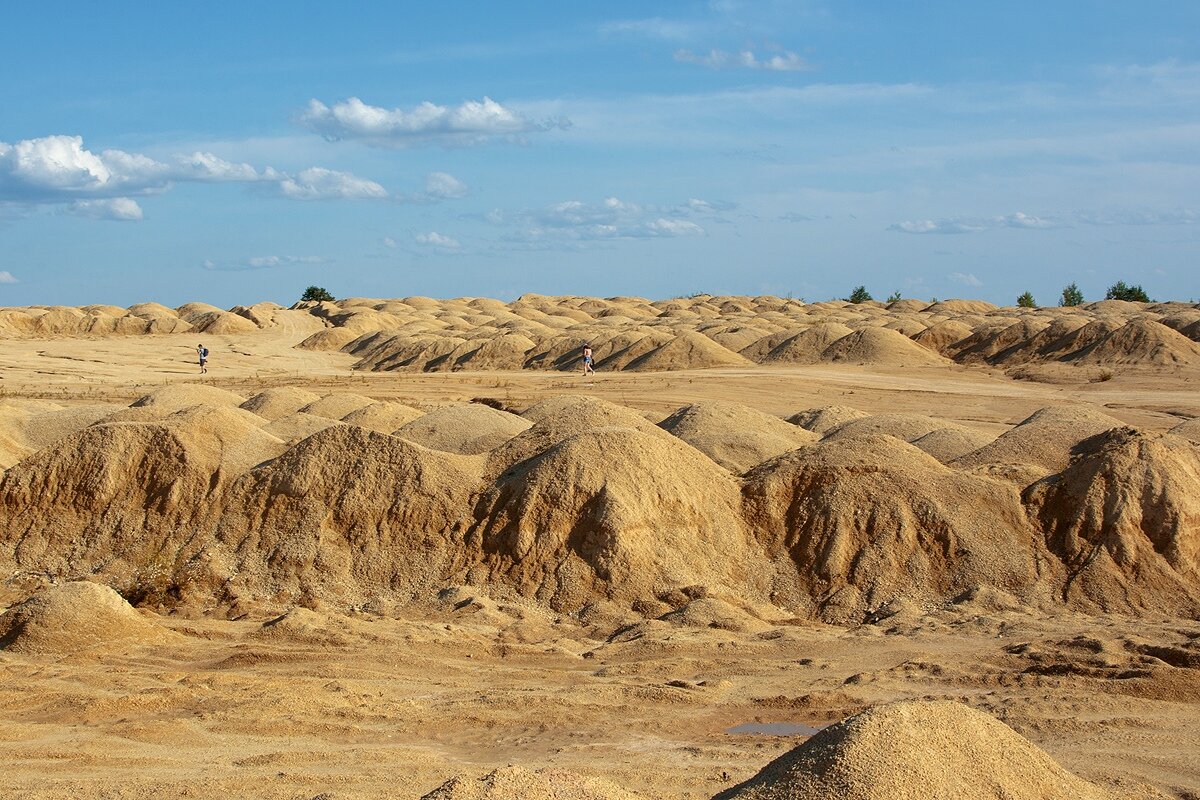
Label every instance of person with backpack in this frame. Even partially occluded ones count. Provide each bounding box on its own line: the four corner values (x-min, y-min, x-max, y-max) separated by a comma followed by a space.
197, 343, 209, 374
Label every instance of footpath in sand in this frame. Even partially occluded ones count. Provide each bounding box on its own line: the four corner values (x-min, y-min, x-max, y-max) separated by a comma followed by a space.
0, 295, 1198, 798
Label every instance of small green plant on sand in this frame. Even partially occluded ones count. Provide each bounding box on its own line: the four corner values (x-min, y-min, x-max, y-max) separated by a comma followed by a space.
847, 285, 873, 304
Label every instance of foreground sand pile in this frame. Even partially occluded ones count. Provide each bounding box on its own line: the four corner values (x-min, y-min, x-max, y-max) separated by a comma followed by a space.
6, 295, 1198, 373
2, 383, 1197, 623
0, 581, 167, 653
715, 700, 1111, 800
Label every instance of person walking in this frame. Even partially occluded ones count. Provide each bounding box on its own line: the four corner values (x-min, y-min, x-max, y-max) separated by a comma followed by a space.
197, 343, 209, 374
581, 343, 594, 376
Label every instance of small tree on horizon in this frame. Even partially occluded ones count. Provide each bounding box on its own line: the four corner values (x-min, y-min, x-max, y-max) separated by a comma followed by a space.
1017, 291, 1037, 308
1060, 282, 1083, 307
886, 290, 902, 303
847, 285, 873, 304
301, 285, 335, 302
1105, 280, 1150, 302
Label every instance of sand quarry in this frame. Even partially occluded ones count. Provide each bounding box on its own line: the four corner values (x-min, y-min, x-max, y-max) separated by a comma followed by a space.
1, 293, 1199, 799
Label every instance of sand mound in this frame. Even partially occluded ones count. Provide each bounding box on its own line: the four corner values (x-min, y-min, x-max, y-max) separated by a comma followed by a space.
157, 405, 286, 474
340, 401, 424, 433
787, 405, 870, 436
909, 427, 996, 463
1067, 318, 1200, 366
1169, 417, 1200, 444
470, 427, 769, 611
1025, 428, 1200, 616
822, 413, 963, 443
821, 327, 950, 366
239, 387, 322, 420
659, 596, 772, 633
129, 383, 246, 414
19, 403, 125, 450
187, 310, 259, 334
261, 412, 345, 445
296, 327, 362, 351
658, 401, 817, 473
0, 581, 166, 654
421, 766, 646, 800
716, 700, 1110, 800
952, 405, 1125, 477
743, 434, 1044, 622
626, 331, 751, 371
760, 323, 854, 365
911, 319, 974, 356
395, 404, 531, 455
490, 396, 670, 477
214, 426, 484, 604
298, 392, 377, 420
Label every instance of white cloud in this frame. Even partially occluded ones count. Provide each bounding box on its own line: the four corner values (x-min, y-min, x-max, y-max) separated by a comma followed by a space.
382, 236, 397, 248
423, 171, 468, 199
277, 168, 388, 200
203, 255, 325, 271
0, 270, 17, 284
298, 96, 568, 147
494, 196, 710, 244
890, 212, 1058, 235
68, 197, 144, 221
415, 231, 461, 249
600, 17, 701, 41
675, 48, 811, 72
948, 272, 983, 287
0, 134, 394, 216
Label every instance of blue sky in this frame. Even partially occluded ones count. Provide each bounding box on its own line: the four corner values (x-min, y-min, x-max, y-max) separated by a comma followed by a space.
1, 1, 1198, 307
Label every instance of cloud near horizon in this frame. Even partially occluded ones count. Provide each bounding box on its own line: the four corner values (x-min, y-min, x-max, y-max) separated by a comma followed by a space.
890, 211, 1056, 234
0, 135, 395, 217
0, 270, 18, 284
298, 96, 569, 147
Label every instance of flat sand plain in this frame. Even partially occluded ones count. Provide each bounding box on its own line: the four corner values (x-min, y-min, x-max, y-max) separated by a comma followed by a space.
1, 299, 1199, 799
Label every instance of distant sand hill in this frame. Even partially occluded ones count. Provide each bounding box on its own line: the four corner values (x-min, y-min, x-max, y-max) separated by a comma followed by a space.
3, 294, 1200, 373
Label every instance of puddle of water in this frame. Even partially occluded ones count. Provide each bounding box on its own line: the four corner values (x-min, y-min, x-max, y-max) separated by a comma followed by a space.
726, 722, 823, 736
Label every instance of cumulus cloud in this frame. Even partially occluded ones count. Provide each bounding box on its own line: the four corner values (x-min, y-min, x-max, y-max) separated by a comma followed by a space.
0, 134, 394, 217
423, 171, 468, 199
414, 231, 461, 249
68, 197, 144, 221
492, 195, 712, 244
674, 48, 811, 72
298, 96, 568, 147
948, 272, 983, 287
0, 270, 18, 284
278, 167, 388, 200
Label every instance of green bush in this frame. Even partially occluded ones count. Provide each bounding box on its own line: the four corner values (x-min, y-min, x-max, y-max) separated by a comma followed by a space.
847, 285, 873, 304
1060, 282, 1083, 307
1017, 291, 1036, 308
301, 285, 335, 302
886, 290, 902, 303
1104, 281, 1150, 302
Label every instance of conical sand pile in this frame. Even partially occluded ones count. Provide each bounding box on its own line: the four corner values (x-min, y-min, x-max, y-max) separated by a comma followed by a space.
0, 581, 168, 654
953, 406, 1125, 477
658, 400, 817, 473
743, 434, 1046, 622
470, 426, 769, 611
395, 403, 531, 454
1025, 428, 1200, 616
715, 700, 1111, 800
821, 327, 950, 366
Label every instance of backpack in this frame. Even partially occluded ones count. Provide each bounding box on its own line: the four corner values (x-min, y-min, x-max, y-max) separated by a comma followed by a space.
201, 347, 209, 359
